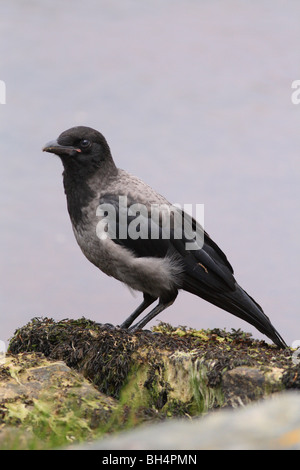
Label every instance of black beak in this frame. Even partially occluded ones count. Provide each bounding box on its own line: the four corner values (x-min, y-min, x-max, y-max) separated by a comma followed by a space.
42, 139, 81, 156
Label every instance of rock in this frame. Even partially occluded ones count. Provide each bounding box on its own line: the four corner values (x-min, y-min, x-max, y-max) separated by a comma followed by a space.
222, 366, 284, 407
1, 317, 299, 449
0, 352, 117, 449
8, 318, 294, 413
72, 391, 300, 450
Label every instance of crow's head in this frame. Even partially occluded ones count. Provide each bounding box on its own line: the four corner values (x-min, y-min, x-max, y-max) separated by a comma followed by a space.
43, 126, 115, 173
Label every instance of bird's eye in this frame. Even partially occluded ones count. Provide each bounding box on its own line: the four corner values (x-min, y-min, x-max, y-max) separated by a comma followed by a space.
80, 139, 91, 150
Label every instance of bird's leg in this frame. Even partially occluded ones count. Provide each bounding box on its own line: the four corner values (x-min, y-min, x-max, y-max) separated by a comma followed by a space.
129, 291, 178, 333
119, 293, 157, 329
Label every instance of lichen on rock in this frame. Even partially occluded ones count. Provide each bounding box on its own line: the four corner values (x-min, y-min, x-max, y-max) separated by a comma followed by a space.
1, 317, 296, 449
0, 352, 117, 449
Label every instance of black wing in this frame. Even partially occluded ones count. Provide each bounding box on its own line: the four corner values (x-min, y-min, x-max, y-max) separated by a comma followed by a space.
98, 193, 236, 291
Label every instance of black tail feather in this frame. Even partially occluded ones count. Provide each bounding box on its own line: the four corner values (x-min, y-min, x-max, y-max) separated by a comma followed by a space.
222, 285, 287, 348
183, 278, 287, 348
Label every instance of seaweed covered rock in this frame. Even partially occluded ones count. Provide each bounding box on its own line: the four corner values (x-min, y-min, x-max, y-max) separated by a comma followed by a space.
2, 317, 298, 449
0, 352, 117, 449
8, 318, 294, 416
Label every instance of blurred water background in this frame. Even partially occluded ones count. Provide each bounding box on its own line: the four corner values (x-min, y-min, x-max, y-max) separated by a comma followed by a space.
1, 0, 300, 346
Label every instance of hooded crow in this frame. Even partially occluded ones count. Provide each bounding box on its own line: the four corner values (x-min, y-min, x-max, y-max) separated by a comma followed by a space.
43, 126, 287, 348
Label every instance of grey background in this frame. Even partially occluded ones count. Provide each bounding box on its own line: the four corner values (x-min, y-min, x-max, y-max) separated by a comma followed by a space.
1, 0, 299, 346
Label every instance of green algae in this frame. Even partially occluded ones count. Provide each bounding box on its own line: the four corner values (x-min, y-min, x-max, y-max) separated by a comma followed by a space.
1, 317, 295, 449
